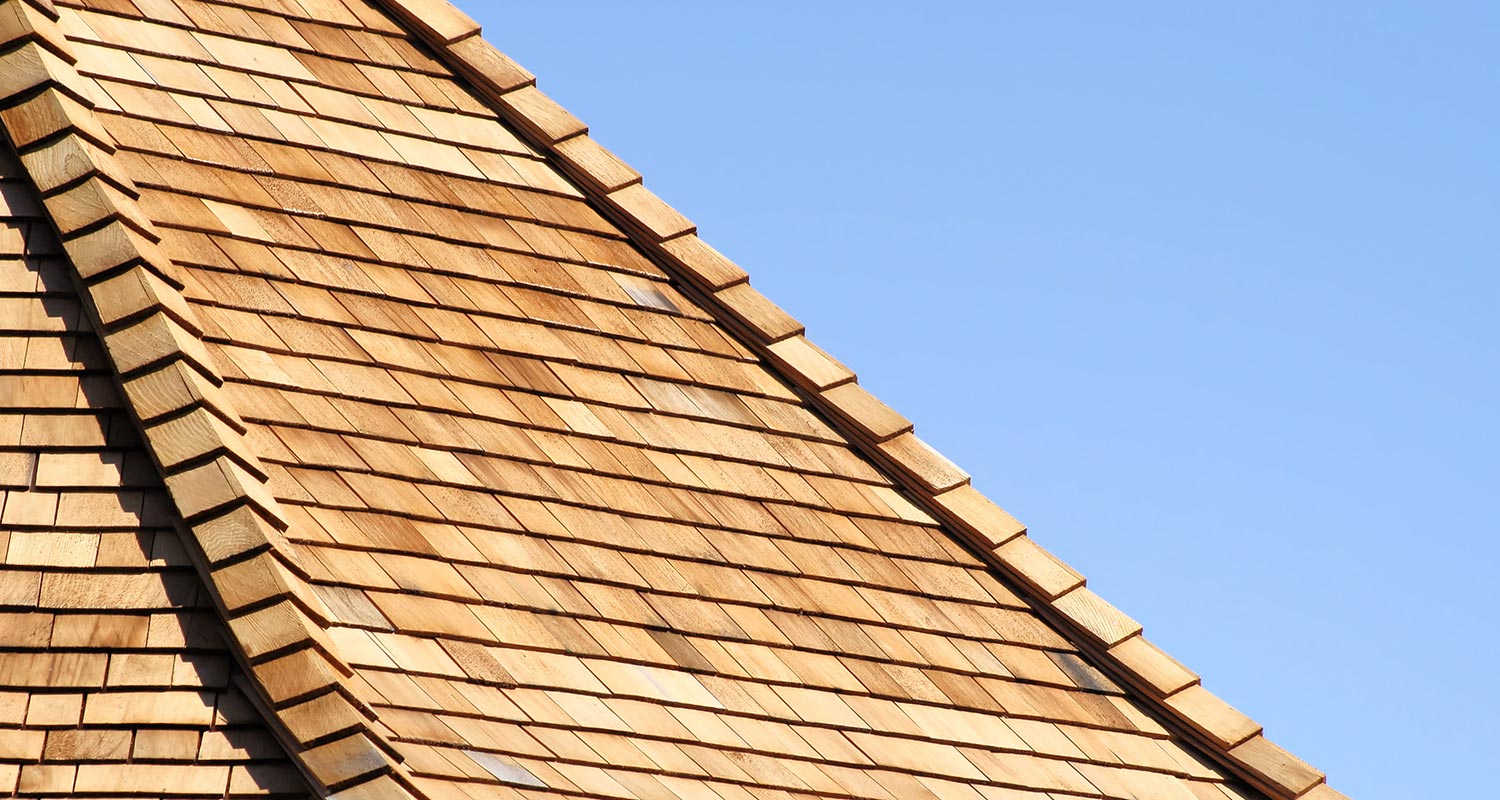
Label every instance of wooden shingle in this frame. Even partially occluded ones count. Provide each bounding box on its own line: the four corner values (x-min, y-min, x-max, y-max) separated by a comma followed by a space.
0, 0, 1342, 796
0, 137, 317, 796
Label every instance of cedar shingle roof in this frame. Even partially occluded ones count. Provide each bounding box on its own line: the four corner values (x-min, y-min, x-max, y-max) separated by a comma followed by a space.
0, 0, 1344, 798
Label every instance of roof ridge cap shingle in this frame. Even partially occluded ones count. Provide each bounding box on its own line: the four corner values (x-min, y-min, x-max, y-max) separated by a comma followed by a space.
370, 0, 1346, 796
0, 2, 422, 796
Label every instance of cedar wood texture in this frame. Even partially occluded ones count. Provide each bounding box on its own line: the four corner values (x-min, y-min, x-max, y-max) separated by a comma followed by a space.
0, 0, 1344, 798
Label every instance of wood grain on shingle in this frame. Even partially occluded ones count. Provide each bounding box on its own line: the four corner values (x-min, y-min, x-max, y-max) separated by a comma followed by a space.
0, 132, 312, 797
0, 0, 1340, 797
0, 4, 420, 795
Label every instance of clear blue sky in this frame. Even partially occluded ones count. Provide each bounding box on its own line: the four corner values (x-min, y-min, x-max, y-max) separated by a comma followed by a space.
468, 3, 1498, 797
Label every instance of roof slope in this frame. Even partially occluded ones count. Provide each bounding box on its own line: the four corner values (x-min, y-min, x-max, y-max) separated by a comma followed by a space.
0, 143, 312, 795
0, 0, 1344, 798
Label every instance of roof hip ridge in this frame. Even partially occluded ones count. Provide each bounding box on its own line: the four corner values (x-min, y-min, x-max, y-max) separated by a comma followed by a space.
370, 0, 1346, 797
0, 2, 423, 796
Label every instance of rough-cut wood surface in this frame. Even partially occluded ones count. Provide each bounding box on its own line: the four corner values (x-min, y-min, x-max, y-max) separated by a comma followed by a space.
0, 140, 312, 797
0, 0, 1343, 797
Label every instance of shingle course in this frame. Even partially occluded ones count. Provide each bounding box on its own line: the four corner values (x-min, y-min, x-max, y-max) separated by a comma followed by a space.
0, 0, 1342, 797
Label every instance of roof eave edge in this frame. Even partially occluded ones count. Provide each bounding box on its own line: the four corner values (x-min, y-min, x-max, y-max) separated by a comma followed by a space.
0, 3, 423, 797
374, 0, 1345, 796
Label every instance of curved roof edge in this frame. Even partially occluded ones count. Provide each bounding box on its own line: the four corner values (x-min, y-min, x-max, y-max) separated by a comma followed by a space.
369, 1, 1347, 797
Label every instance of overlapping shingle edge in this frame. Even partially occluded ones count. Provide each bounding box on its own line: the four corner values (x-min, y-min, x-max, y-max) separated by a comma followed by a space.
0, 1, 421, 797
373, 1, 1347, 797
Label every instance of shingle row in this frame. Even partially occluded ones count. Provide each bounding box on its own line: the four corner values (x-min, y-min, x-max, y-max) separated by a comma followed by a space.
377, 0, 1339, 796
0, 1, 420, 795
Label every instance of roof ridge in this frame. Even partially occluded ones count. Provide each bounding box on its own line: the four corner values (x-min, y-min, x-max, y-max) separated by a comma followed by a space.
369, 1, 1345, 797
0, 2, 422, 796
